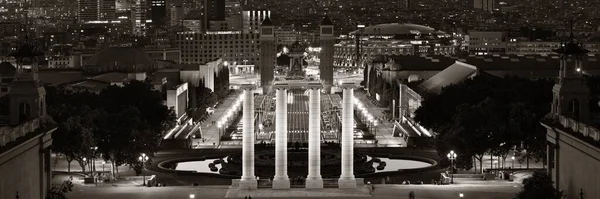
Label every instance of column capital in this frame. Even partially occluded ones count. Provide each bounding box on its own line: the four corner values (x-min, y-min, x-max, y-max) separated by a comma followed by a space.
339, 82, 358, 89
273, 83, 289, 90
307, 82, 323, 90
241, 84, 257, 90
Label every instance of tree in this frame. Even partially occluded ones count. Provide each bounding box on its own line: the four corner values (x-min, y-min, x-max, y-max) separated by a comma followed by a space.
46, 80, 176, 177
413, 75, 554, 172
51, 108, 96, 173
516, 171, 562, 199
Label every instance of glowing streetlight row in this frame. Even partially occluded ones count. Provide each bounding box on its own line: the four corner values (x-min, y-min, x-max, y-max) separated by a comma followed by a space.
216, 94, 244, 130
353, 98, 378, 127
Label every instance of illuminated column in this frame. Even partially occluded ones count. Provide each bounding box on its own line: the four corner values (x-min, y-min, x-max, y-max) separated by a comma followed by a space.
273, 84, 290, 189
306, 83, 323, 188
239, 84, 257, 190
338, 83, 357, 188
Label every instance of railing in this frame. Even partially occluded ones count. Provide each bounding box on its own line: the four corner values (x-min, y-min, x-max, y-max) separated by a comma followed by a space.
0, 118, 40, 147
557, 115, 600, 142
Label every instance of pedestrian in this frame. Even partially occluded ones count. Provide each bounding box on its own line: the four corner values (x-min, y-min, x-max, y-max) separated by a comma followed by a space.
367, 181, 372, 195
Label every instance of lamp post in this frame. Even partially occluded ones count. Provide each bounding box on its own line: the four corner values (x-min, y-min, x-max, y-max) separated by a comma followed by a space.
138, 153, 149, 186
511, 156, 515, 169
82, 157, 87, 175
90, 146, 98, 175
189, 194, 195, 199
373, 120, 378, 137
459, 192, 464, 198
217, 123, 222, 141
102, 161, 106, 172
447, 150, 457, 184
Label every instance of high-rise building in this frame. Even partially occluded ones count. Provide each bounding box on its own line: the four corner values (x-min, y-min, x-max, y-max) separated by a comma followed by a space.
474, 0, 494, 12
78, 0, 116, 22
99, 0, 116, 20
176, 31, 260, 65
78, 0, 98, 22
225, 0, 242, 17
203, 0, 225, 30
151, 0, 167, 26
170, 6, 187, 27
242, 10, 270, 33
132, 0, 150, 36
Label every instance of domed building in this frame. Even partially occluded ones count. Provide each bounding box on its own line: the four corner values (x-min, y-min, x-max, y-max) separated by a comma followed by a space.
334, 23, 456, 70
83, 45, 157, 74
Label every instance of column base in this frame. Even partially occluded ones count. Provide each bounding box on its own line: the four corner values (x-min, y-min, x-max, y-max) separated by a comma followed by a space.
272, 178, 290, 189
338, 177, 357, 189
305, 178, 324, 189
239, 179, 258, 190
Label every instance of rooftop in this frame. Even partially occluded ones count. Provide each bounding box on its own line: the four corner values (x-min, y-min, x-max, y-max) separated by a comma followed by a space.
350, 23, 442, 35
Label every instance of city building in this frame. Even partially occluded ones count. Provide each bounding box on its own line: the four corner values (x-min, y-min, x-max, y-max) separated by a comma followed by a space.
0, 39, 55, 199
467, 31, 600, 55
78, 0, 99, 22
334, 23, 456, 69
82, 44, 158, 74
242, 10, 270, 33
132, 0, 151, 36
176, 31, 260, 65
170, 6, 191, 27
208, 16, 242, 31
467, 31, 507, 55
151, 0, 167, 26
474, 0, 494, 12
183, 20, 203, 32
541, 39, 600, 199
77, 0, 116, 22
507, 40, 600, 55
204, 0, 225, 30
0, 62, 15, 96
99, 0, 116, 21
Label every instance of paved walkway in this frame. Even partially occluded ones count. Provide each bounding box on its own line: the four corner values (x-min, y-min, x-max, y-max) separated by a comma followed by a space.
354, 91, 406, 147
225, 187, 370, 198
192, 91, 243, 148
64, 182, 520, 199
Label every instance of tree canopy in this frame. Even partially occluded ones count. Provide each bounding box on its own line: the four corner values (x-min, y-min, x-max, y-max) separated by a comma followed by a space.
47, 80, 176, 175
413, 75, 554, 171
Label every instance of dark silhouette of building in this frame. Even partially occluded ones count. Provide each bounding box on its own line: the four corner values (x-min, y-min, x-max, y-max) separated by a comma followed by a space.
151, 0, 167, 26
203, 0, 225, 30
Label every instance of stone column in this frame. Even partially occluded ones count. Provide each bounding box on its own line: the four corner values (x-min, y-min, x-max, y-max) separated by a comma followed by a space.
273, 84, 290, 189
338, 83, 357, 188
239, 84, 257, 190
306, 83, 323, 188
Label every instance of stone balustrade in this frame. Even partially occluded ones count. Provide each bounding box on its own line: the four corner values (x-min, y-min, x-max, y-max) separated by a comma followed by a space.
0, 118, 40, 147
558, 115, 600, 142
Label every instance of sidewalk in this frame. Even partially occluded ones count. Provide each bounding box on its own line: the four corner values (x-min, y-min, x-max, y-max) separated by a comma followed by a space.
193, 91, 242, 148
354, 91, 406, 147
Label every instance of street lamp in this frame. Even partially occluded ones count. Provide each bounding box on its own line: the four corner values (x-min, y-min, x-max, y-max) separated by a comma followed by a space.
511, 156, 515, 169
459, 192, 464, 198
138, 153, 149, 186
189, 194, 195, 199
102, 161, 106, 172
90, 146, 98, 175
82, 157, 87, 174
447, 150, 457, 184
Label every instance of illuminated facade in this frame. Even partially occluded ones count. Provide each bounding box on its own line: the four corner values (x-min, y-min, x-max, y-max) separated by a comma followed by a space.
176, 31, 260, 65
334, 23, 456, 69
